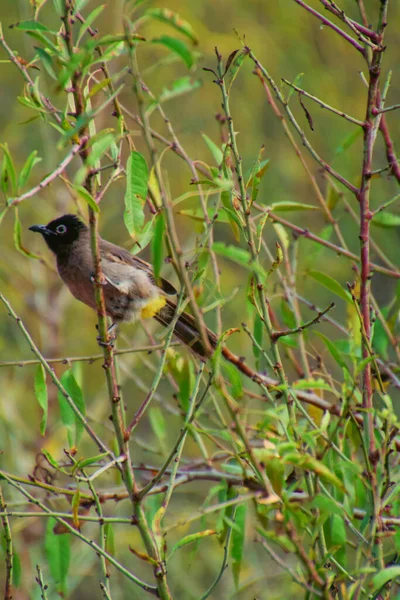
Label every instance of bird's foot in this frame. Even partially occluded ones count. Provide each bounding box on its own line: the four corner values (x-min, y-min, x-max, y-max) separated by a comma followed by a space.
96, 323, 118, 348
90, 271, 108, 285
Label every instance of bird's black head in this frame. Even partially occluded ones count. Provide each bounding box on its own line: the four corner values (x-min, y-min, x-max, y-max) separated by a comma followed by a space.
29, 214, 88, 255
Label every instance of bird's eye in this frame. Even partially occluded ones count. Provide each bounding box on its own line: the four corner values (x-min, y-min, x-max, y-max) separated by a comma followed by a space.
56, 224, 67, 234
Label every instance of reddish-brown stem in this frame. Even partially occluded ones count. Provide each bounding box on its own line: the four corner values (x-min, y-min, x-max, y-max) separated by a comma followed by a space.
293, 0, 366, 56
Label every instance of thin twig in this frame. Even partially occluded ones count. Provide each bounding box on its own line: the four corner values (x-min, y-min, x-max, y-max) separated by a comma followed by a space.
8, 141, 84, 205
282, 79, 364, 126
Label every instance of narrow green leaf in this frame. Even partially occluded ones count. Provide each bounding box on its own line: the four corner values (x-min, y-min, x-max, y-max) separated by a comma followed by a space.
34, 364, 48, 436
149, 405, 166, 441
35, 47, 57, 80
76, 5, 105, 44
0, 143, 17, 195
269, 201, 317, 212
157, 77, 201, 104
14, 208, 40, 258
18, 150, 42, 189
202, 133, 223, 166
222, 362, 243, 400
308, 270, 351, 304
315, 332, 349, 371
225, 48, 247, 93
12, 550, 21, 587
74, 185, 100, 213
124, 151, 148, 236
152, 35, 194, 69
44, 517, 70, 595
284, 453, 346, 491
286, 73, 304, 102
58, 370, 86, 449
179, 208, 229, 223
86, 133, 116, 167
12, 20, 51, 32
231, 503, 246, 588
310, 494, 343, 517
75, 453, 109, 470
178, 359, 195, 413
371, 212, 400, 228
371, 566, 400, 593
105, 523, 115, 556
151, 212, 165, 284
253, 313, 263, 360
169, 530, 216, 558
71, 490, 81, 528
130, 219, 154, 255
212, 242, 265, 278
146, 8, 198, 44
333, 128, 362, 159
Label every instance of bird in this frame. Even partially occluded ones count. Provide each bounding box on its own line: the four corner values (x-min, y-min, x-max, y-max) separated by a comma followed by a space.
29, 214, 217, 357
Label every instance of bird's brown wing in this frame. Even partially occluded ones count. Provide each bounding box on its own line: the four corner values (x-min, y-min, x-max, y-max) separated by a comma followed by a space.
99, 238, 177, 295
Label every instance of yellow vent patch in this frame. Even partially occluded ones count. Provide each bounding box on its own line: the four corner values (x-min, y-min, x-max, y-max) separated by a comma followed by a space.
140, 296, 166, 319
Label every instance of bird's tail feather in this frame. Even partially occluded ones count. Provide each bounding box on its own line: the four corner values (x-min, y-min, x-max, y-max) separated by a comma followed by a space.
155, 299, 217, 357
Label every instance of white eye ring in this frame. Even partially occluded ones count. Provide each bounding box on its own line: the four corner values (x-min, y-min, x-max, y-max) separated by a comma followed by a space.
56, 224, 67, 234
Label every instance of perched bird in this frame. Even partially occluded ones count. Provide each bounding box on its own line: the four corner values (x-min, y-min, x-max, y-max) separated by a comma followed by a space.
29, 214, 217, 356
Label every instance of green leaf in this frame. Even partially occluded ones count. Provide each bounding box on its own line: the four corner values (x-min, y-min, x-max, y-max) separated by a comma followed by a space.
12, 20, 52, 32
284, 453, 346, 491
265, 457, 285, 495
169, 530, 216, 558
253, 313, 263, 360
178, 359, 195, 413
178, 208, 229, 223
34, 364, 48, 436
328, 514, 346, 564
105, 523, 115, 556
371, 566, 400, 593
224, 48, 247, 93
146, 8, 198, 44
202, 134, 223, 166
74, 185, 100, 213
149, 405, 166, 442
12, 550, 21, 588
286, 73, 304, 102
310, 495, 342, 518
315, 332, 349, 371
371, 211, 400, 228
18, 150, 42, 189
124, 151, 149, 236
222, 362, 243, 400
212, 242, 265, 278
333, 128, 362, 159
74, 453, 109, 471
152, 35, 194, 69
35, 47, 57, 80
76, 5, 105, 44
14, 208, 40, 258
231, 503, 246, 588
130, 219, 154, 255
269, 201, 317, 212
44, 517, 70, 595
58, 370, 86, 449
86, 133, 116, 167
308, 270, 351, 304
0, 143, 17, 195
152, 212, 165, 284
157, 77, 201, 105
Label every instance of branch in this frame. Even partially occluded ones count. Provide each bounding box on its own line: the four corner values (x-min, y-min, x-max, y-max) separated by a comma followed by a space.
8, 141, 84, 205
293, 0, 367, 56
271, 302, 335, 341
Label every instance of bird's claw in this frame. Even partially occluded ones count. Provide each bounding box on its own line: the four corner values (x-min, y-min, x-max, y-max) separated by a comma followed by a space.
90, 271, 107, 285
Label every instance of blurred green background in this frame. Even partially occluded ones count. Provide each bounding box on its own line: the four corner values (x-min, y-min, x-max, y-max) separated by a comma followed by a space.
1, 1, 400, 598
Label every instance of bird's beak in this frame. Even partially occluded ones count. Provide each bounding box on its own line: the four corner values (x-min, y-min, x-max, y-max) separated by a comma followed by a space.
29, 224, 56, 236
